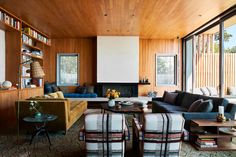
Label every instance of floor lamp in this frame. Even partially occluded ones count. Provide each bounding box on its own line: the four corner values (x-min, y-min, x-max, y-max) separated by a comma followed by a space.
17, 60, 45, 145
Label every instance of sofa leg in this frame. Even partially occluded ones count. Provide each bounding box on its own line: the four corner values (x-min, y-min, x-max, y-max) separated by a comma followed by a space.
64, 130, 67, 135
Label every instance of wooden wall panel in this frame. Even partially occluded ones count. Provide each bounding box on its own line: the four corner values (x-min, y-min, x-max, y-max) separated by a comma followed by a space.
5, 30, 21, 85
139, 39, 182, 96
0, 87, 43, 133
44, 38, 97, 85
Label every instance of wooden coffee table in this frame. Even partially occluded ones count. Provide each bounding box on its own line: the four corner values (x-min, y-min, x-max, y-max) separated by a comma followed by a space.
101, 103, 144, 114
190, 119, 236, 151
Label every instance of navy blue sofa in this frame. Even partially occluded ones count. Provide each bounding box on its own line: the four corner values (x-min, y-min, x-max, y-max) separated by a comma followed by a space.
152, 91, 236, 130
64, 93, 97, 98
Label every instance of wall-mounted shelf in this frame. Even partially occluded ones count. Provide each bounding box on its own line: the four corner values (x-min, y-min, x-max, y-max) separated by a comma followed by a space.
138, 82, 150, 85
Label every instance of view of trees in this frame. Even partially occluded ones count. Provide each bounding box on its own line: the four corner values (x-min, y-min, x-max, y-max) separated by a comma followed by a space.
214, 31, 236, 53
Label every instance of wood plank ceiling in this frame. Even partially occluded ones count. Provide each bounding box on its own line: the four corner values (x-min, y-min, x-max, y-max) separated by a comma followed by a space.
0, 0, 236, 39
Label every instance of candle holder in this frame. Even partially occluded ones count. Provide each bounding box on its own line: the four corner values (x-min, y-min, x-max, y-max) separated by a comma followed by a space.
216, 114, 226, 122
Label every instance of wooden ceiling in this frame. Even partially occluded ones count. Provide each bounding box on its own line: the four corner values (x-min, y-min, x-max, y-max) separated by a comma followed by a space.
0, 0, 236, 39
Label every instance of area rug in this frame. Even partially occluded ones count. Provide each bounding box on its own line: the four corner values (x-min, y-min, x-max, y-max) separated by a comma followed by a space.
1, 110, 236, 157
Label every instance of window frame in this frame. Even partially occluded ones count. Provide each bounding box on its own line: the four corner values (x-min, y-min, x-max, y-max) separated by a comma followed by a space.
155, 54, 177, 86
56, 53, 79, 86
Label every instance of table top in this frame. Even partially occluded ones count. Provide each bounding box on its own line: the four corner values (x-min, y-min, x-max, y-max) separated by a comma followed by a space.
191, 119, 236, 127
23, 114, 57, 123
101, 103, 144, 114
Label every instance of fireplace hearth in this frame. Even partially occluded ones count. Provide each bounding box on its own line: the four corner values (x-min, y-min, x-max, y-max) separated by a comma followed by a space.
97, 83, 138, 97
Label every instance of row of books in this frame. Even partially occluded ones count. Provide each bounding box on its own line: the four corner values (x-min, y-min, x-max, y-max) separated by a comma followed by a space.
22, 34, 33, 46
195, 138, 218, 148
0, 10, 20, 30
23, 27, 49, 45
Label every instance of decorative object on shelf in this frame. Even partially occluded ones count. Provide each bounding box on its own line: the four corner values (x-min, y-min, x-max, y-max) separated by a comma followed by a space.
217, 106, 226, 122
216, 114, 226, 122
147, 91, 157, 97
2, 80, 12, 89
29, 101, 42, 118
106, 89, 120, 107
31, 61, 45, 78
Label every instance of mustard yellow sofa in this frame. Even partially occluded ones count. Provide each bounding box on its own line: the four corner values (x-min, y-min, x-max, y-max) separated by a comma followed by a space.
16, 98, 87, 134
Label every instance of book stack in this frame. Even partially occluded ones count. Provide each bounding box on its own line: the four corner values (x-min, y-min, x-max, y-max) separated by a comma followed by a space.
195, 138, 217, 148
23, 27, 49, 45
0, 10, 20, 30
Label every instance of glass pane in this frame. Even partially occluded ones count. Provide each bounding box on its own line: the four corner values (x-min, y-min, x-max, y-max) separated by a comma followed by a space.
59, 55, 78, 84
186, 38, 193, 92
194, 25, 220, 95
224, 16, 236, 96
156, 55, 176, 85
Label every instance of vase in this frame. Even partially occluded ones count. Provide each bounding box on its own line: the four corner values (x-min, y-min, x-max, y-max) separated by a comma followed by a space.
108, 99, 115, 107
34, 112, 42, 119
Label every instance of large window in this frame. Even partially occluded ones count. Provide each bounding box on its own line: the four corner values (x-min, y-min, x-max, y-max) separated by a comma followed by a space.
57, 53, 79, 86
156, 54, 177, 85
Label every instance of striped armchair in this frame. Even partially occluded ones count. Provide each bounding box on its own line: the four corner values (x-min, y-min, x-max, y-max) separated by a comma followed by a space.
79, 113, 130, 157
133, 113, 185, 157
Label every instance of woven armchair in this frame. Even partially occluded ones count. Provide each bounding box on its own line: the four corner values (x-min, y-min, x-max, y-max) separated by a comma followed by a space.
79, 113, 130, 157
133, 113, 185, 157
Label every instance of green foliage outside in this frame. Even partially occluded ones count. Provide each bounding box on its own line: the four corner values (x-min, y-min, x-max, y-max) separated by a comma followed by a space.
214, 31, 236, 53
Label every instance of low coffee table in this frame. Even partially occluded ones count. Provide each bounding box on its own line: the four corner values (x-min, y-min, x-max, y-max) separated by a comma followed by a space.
23, 114, 57, 145
101, 103, 144, 114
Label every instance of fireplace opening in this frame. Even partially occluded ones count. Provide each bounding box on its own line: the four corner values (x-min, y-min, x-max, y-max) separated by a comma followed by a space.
97, 83, 138, 97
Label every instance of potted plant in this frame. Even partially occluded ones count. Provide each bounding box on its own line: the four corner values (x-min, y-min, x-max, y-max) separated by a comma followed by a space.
106, 89, 120, 107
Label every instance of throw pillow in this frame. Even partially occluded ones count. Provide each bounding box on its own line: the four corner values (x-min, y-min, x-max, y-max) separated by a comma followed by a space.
195, 99, 213, 112
200, 87, 210, 96
207, 87, 218, 96
57, 91, 65, 99
58, 86, 69, 94
188, 99, 203, 112
48, 92, 58, 98
163, 91, 178, 105
51, 84, 59, 92
192, 88, 203, 95
76, 86, 87, 94
227, 87, 236, 96
87, 86, 94, 94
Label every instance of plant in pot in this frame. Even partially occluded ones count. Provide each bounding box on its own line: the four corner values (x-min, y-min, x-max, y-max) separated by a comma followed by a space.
106, 89, 120, 107
29, 101, 42, 118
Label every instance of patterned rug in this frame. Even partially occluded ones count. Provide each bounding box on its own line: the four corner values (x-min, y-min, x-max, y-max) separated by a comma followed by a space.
1, 111, 236, 157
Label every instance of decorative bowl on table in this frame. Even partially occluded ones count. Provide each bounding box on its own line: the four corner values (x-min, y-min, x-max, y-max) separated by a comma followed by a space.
119, 101, 133, 106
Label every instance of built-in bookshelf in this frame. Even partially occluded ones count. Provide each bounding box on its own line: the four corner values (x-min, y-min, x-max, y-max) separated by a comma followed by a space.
0, 6, 50, 89
0, 7, 21, 31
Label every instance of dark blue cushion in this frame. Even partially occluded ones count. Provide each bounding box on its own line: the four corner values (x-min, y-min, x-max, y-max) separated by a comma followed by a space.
64, 93, 97, 98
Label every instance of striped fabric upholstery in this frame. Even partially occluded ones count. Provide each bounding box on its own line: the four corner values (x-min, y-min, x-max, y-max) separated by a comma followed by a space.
79, 113, 129, 157
133, 113, 185, 157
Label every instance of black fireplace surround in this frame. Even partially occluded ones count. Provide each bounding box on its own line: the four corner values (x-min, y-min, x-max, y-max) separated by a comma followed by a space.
96, 83, 138, 97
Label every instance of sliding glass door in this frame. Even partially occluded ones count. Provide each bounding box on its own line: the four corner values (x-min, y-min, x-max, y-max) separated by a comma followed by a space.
223, 16, 236, 96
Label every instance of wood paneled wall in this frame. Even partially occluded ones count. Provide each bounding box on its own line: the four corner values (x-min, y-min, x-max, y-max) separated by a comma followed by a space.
0, 87, 43, 133
139, 39, 182, 96
44, 38, 182, 96
44, 38, 97, 85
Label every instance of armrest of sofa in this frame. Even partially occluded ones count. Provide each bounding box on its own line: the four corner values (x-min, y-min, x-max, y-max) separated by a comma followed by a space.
152, 97, 163, 101
226, 102, 236, 118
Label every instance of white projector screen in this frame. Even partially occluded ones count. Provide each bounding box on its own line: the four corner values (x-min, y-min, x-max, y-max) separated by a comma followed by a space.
97, 36, 139, 83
